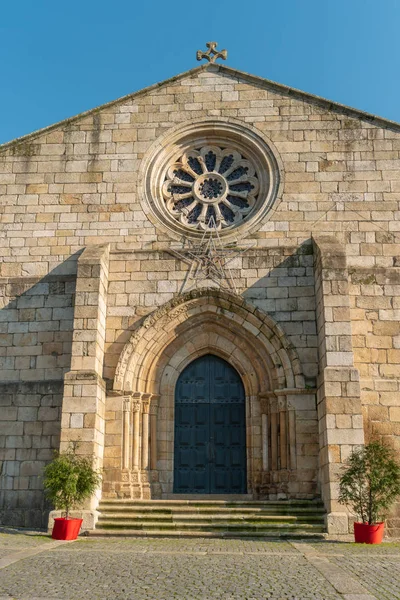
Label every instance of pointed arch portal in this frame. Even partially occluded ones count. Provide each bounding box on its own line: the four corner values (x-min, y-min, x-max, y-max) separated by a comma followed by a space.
104, 289, 319, 501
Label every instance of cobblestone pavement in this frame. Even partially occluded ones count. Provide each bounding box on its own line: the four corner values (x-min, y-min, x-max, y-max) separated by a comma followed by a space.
312, 541, 400, 600
0, 531, 52, 560
1, 533, 400, 599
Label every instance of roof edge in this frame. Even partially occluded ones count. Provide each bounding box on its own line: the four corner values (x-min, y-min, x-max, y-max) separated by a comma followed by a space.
1, 63, 399, 152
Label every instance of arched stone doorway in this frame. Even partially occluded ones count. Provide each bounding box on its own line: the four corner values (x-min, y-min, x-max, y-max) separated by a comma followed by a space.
174, 354, 246, 495
103, 289, 319, 501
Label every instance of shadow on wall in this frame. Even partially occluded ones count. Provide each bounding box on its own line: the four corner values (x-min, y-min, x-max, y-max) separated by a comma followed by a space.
0, 253, 80, 529
243, 240, 318, 389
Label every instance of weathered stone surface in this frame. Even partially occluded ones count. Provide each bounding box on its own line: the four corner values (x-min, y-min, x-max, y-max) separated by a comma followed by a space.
0, 381, 62, 528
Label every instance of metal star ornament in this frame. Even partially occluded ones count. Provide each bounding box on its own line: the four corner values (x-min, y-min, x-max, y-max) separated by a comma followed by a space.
171, 217, 254, 293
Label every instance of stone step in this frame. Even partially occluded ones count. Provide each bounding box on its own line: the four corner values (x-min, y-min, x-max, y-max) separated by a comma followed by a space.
97, 513, 324, 524
95, 499, 326, 538
99, 500, 324, 509
163, 494, 254, 500
96, 520, 325, 532
98, 505, 325, 515
90, 529, 325, 539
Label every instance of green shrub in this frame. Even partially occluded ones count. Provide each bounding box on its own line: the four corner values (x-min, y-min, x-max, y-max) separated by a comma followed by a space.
339, 440, 400, 525
43, 445, 101, 519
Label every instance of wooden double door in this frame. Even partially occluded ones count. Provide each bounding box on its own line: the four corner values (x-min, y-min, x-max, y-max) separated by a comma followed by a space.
173, 354, 246, 494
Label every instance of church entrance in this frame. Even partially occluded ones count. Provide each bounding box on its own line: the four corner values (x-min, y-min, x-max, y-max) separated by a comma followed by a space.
173, 354, 247, 494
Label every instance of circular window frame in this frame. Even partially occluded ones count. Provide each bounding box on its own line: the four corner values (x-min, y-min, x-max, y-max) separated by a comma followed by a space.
138, 117, 284, 241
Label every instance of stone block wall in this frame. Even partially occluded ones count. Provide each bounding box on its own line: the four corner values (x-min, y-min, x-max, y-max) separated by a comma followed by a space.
0, 269, 75, 528
349, 265, 400, 534
0, 272, 76, 382
0, 380, 63, 528
349, 266, 400, 445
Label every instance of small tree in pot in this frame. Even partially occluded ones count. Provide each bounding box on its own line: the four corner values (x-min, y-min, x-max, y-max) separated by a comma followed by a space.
44, 444, 101, 540
339, 440, 400, 543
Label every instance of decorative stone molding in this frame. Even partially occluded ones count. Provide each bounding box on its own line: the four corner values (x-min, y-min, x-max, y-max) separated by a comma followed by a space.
139, 117, 283, 241
141, 394, 151, 413
131, 391, 142, 412
149, 394, 160, 415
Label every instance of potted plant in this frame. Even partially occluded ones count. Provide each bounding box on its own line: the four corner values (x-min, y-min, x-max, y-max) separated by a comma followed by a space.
43, 444, 101, 540
339, 440, 400, 544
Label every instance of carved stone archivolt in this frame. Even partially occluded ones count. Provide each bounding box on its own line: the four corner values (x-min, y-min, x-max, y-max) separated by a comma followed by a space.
113, 288, 304, 395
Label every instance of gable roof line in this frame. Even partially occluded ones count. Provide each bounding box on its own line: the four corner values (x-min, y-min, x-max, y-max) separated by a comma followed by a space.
1, 63, 399, 152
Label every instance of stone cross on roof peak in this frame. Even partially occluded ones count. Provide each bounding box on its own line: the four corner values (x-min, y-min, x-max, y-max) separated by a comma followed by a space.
196, 42, 227, 64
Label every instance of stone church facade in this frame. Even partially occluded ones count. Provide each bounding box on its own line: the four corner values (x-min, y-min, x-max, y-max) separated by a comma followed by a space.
1, 50, 400, 534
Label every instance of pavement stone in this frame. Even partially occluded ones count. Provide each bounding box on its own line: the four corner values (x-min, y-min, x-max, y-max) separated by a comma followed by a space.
0, 534, 398, 599
330, 554, 400, 600
0, 531, 51, 560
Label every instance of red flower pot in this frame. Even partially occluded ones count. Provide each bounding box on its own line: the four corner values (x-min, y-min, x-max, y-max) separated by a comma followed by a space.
354, 521, 384, 544
52, 518, 83, 540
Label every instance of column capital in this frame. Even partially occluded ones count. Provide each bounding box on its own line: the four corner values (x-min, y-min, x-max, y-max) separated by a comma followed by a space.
122, 395, 131, 412
131, 391, 142, 411
142, 393, 151, 413
149, 394, 160, 415
277, 396, 287, 411
132, 400, 141, 412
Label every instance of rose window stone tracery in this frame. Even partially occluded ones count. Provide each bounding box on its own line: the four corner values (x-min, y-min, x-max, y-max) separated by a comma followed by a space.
162, 146, 260, 230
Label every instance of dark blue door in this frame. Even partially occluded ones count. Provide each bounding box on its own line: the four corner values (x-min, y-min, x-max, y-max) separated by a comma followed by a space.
174, 354, 246, 494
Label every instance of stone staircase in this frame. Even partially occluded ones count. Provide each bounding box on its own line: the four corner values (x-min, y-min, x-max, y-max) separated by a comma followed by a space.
94, 499, 326, 538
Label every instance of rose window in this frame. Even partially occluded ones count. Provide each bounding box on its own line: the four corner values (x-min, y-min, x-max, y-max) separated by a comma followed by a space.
162, 146, 260, 230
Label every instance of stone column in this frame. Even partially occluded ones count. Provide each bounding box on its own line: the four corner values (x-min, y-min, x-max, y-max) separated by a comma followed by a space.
122, 396, 131, 470
259, 395, 273, 495
258, 389, 318, 500
313, 235, 364, 534
113, 395, 133, 498
270, 398, 278, 472
140, 394, 151, 498
284, 389, 318, 498
131, 393, 142, 498
149, 394, 161, 498
262, 413, 269, 471
279, 397, 288, 471
288, 409, 296, 471
150, 395, 159, 471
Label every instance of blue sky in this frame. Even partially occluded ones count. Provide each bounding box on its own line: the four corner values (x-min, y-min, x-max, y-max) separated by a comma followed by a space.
0, 0, 399, 144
